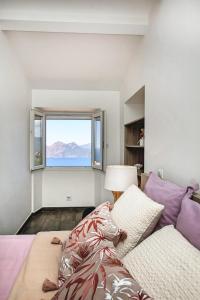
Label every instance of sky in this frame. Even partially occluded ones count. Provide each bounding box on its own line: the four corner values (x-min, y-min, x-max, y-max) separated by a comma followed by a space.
46, 119, 91, 146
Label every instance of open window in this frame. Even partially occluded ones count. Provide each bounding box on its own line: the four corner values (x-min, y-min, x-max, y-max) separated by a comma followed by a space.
30, 110, 104, 171
45, 113, 92, 168
30, 109, 45, 170
92, 111, 104, 170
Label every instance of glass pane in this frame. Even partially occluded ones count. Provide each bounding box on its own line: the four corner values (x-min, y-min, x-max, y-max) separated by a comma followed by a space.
46, 119, 91, 167
94, 116, 101, 165
34, 115, 43, 166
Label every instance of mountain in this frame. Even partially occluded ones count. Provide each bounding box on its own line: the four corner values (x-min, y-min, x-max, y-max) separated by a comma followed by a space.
46, 141, 91, 158
80, 143, 91, 150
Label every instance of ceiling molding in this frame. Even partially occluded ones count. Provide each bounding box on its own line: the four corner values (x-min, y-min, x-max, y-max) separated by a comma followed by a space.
0, 19, 148, 35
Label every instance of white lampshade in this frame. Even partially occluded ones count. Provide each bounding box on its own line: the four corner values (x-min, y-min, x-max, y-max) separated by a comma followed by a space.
104, 165, 138, 192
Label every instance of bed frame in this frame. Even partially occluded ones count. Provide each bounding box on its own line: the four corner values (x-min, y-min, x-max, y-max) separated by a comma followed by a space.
141, 173, 200, 204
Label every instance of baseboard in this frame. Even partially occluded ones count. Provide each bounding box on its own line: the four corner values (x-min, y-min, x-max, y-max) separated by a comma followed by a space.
32, 207, 43, 215
16, 212, 32, 234
16, 207, 43, 234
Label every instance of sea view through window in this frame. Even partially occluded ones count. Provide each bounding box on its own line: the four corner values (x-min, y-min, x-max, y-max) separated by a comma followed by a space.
46, 119, 91, 167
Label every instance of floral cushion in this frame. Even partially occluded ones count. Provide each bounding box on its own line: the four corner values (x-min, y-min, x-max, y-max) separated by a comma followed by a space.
68, 202, 114, 241
58, 202, 126, 286
53, 242, 152, 300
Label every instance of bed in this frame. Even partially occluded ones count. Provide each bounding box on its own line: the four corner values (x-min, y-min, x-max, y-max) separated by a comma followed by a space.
1, 173, 200, 300
7, 231, 70, 300
0, 235, 34, 300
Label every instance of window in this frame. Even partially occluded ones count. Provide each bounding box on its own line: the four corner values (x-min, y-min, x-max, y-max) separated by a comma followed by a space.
30, 110, 45, 170
92, 111, 104, 170
30, 111, 104, 170
46, 118, 92, 167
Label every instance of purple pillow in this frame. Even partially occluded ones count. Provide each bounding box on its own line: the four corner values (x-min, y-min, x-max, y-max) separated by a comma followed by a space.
144, 172, 187, 228
176, 193, 200, 250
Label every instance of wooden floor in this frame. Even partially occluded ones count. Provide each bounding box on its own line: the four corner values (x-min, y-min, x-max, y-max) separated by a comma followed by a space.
18, 208, 85, 234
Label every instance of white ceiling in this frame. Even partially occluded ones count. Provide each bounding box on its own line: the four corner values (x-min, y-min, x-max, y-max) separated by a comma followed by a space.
2, 1, 152, 90
0, 0, 152, 35
0, 0, 150, 22
6, 31, 141, 90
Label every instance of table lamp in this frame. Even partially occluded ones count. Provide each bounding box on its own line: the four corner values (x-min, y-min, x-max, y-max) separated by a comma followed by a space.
104, 165, 138, 202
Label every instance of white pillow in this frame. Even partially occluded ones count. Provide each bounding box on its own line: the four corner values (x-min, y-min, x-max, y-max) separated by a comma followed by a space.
123, 225, 200, 300
111, 184, 164, 258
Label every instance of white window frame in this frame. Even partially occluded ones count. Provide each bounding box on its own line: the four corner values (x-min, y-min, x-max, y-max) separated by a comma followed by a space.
92, 111, 104, 171
30, 110, 104, 171
30, 109, 45, 171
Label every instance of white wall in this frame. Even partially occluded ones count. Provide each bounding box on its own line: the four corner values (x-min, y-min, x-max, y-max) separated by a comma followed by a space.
32, 89, 120, 207
32, 170, 43, 212
124, 86, 145, 126
120, 40, 145, 163
120, 0, 200, 186
43, 169, 95, 207
0, 31, 31, 234
120, 39, 145, 104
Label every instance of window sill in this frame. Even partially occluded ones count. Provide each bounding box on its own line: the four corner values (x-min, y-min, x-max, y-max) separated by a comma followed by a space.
44, 166, 93, 172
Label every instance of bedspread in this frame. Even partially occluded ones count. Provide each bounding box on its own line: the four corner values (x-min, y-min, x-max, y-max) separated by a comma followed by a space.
8, 231, 70, 300
0, 235, 34, 300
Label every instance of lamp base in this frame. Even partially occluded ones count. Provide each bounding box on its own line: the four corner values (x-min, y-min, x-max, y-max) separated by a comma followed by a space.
112, 191, 123, 203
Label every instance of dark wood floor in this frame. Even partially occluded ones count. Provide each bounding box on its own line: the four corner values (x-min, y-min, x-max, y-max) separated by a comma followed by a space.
18, 208, 85, 234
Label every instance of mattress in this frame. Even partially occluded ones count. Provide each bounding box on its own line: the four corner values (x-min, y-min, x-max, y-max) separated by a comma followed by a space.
0, 235, 34, 300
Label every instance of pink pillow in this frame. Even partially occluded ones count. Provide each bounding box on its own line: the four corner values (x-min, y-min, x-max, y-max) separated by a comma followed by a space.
58, 202, 126, 286
176, 192, 200, 250
144, 172, 187, 228
52, 242, 152, 300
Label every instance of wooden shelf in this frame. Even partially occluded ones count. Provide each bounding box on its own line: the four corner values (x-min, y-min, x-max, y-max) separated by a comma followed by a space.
126, 145, 144, 148
124, 118, 145, 169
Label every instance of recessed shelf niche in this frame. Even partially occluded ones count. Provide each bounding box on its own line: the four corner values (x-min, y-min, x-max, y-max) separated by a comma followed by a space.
124, 86, 145, 184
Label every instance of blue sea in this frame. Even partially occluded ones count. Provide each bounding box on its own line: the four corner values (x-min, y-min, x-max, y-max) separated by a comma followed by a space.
46, 157, 91, 167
